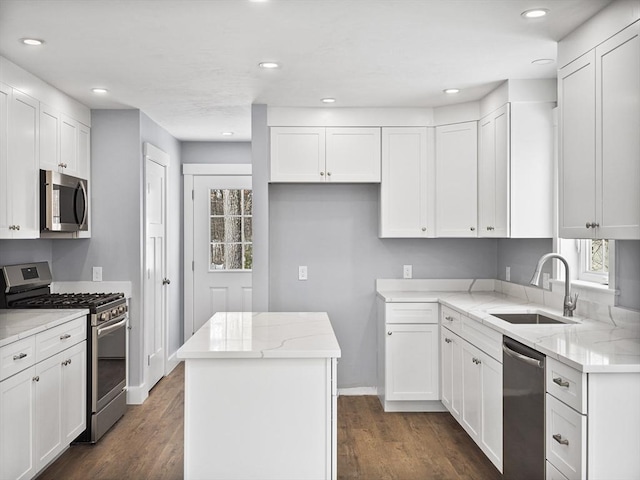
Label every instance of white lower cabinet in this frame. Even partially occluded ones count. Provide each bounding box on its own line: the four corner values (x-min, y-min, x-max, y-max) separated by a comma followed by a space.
440, 328, 462, 420
545, 357, 640, 479
0, 366, 36, 480
0, 319, 86, 480
378, 300, 442, 412
440, 306, 502, 473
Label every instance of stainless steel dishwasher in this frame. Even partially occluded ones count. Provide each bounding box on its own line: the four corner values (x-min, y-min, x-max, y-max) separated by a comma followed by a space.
503, 336, 546, 479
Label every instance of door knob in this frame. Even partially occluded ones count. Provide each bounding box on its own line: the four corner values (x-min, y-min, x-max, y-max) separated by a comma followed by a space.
162, 278, 171, 285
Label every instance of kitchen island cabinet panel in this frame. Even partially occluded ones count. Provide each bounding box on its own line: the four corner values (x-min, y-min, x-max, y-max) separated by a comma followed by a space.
178, 312, 340, 480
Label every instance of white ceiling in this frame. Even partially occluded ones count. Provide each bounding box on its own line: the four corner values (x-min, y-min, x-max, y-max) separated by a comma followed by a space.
0, 0, 612, 142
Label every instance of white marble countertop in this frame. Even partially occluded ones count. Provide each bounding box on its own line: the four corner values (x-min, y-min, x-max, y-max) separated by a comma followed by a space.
377, 288, 640, 373
0, 309, 89, 348
177, 311, 342, 359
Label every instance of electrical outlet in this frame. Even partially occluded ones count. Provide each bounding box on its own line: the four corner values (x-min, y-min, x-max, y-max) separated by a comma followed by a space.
92, 266, 102, 282
403, 265, 412, 279
505, 266, 511, 282
543, 273, 550, 290
298, 266, 308, 281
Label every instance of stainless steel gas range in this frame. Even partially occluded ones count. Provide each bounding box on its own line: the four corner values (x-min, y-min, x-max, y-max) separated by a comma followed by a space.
0, 262, 127, 443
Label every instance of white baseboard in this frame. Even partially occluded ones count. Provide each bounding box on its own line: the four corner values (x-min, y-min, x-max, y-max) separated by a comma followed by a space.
166, 352, 181, 375
338, 386, 378, 396
126, 383, 149, 405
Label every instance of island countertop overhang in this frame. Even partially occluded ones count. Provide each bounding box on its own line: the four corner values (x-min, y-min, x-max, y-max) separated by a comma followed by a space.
177, 311, 342, 359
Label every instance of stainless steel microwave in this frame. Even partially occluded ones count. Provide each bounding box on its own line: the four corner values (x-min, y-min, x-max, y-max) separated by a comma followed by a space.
40, 170, 89, 232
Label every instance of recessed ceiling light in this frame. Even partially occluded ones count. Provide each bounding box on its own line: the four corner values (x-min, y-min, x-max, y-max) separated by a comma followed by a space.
321, 98, 336, 104
91, 88, 108, 94
443, 88, 460, 94
521, 8, 549, 19
21, 38, 44, 46
532, 58, 554, 65
258, 62, 280, 69
221, 131, 234, 136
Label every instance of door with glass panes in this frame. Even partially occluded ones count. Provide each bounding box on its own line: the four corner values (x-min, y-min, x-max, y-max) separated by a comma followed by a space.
193, 175, 252, 333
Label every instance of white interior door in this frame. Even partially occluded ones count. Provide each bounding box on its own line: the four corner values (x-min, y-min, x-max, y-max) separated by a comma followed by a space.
144, 144, 168, 391
191, 175, 252, 334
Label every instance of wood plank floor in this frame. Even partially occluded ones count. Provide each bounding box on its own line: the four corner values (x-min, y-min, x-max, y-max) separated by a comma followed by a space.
37, 363, 501, 480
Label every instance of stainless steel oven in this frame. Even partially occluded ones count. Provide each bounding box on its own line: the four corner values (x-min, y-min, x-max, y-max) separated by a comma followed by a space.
92, 314, 127, 439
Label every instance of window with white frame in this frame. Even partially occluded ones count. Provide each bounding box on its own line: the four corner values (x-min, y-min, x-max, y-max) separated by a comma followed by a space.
209, 188, 252, 270
578, 238, 610, 285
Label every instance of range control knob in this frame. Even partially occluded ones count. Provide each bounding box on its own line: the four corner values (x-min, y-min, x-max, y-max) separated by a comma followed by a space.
100, 312, 108, 322
118, 305, 126, 315
111, 308, 118, 317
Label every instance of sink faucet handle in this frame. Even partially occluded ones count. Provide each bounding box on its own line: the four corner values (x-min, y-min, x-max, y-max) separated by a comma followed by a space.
567, 292, 579, 311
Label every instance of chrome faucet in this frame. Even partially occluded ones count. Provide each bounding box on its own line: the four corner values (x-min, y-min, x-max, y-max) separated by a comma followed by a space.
530, 253, 578, 317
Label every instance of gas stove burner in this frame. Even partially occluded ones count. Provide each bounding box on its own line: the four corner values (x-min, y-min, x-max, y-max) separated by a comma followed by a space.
8, 292, 126, 311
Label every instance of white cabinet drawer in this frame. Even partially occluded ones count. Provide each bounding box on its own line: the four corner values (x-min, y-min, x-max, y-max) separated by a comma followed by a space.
441, 306, 461, 335
547, 460, 570, 480
460, 314, 502, 362
35, 317, 86, 363
0, 336, 36, 381
546, 357, 587, 414
385, 302, 438, 324
546, 393, 587, 480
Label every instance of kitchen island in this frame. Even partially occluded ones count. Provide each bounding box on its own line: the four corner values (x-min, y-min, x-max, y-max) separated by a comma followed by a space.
176, 311, 341, 480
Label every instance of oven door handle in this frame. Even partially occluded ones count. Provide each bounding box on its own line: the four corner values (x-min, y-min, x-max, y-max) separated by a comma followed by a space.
97, 318, 127, 337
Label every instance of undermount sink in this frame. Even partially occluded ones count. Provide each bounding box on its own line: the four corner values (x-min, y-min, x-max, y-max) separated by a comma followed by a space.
490, 312, 569, 325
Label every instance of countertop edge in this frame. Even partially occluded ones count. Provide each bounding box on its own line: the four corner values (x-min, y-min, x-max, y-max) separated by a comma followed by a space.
0, 309, 90, 348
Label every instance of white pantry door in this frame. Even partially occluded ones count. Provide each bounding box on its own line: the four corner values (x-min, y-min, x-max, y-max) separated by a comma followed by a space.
144, 144, 168, 391
191, 174, 252, 335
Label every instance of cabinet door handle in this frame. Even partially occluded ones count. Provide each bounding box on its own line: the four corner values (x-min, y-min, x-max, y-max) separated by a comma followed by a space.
327, 172, 331, 177
15, 225, 20, 230
552, 433, 569, 446
320, 171, 325, 176
444, 316, 453, 321
60, 334, 72, 340
486, 226, 494, 231
444, 338, 452, 344
387, 331, 392, 335
33, 376, 40, 382
553, 377, 570, 388
470, 227, 476, 231
13, 353, 27, 360
421, 227, 426, 232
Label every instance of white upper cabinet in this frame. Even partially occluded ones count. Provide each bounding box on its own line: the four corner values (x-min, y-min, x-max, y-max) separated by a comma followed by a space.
479, 102, 554, 239
40, 103, 90, 180
270, 126, 380, 183
0, 85, 39, 239
379, 127, 431, 237
435, 121, 478, 237
478, 104, 510, 237
560, 21, 640, 239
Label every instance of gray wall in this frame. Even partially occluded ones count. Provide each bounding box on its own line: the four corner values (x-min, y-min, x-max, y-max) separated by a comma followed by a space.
269, 183, 498, 388
497, 238, 553, 285
140, 112, 183, 359
0, 239, 52, 266
252, 105, 270, 311
617, 240, 640, 310
181, 141, 251, 164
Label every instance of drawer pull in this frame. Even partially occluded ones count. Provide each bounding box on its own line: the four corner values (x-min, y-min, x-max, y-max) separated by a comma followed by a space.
33, 376, 40, 382
552, 434, 569, 446
445, 316, 454, 321
553, 377, 570, 388
62, 359, 72, 366
60, 334, 72, 340
13, 353, 28, 360
444, 338, 452, 344
387, 331, 392, 336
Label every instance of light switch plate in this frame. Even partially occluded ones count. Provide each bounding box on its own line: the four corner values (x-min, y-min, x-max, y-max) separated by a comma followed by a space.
298, 266, 308, 281
403, 265, 412, 279
92, 266, 102, 282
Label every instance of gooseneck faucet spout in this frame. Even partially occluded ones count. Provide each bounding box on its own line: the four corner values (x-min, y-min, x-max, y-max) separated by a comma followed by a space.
530, 253, 578, 317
